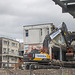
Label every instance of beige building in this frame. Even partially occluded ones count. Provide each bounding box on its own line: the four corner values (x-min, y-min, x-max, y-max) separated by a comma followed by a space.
0, 37, 19, 68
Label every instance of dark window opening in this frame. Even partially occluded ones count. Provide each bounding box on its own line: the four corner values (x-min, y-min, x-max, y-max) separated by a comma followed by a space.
19, 51, 24, 56
40, 29, 42, 36
25, 30, 28, 37
47, 28, 49, 34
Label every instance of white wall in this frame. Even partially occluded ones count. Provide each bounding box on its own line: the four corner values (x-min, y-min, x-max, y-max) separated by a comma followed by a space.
25, 29, 40, 44
23, 24, 53, 45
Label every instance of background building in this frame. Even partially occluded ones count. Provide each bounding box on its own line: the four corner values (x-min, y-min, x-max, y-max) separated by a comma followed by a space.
23, 23, 55, 53
0, 37, 19, 68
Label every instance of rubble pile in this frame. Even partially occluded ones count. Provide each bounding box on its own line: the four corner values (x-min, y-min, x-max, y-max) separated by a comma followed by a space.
0, 68, 75, 75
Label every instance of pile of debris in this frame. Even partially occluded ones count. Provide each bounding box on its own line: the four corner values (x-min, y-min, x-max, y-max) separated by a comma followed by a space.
0, 68, 75, 75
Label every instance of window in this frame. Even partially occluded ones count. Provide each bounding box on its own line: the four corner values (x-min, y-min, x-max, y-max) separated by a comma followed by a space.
3, 48, 6, 53
11, 57, 17, 61
16, 50, 18, 55
40, 29, 42, 36
25, 30, 28, 37
7, 48, 9, 54
11, 50, 14, 53
15, 58, 17, 61
12, 43, 15, 47
19, 51, 24, 56
16, 43, 17, 47
4, 41, 10, 46
4, 41, 7, 45
8, 41, 10, 45
47, 28, 49, 34
11, 57, 15, 61
3, 56, 7, 60
3, 64, 6, 68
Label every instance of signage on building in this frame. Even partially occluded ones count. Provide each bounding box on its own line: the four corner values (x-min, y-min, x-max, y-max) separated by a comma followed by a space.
24, 45, 43, 54
35, 54, 47, 58
24, 45, 29, 50
24, 45, 29, 53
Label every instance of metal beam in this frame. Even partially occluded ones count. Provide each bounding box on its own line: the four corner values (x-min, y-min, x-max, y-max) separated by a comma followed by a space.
53, 0, 67, 9
52, 0, 75, 18
60, 0, 75, 3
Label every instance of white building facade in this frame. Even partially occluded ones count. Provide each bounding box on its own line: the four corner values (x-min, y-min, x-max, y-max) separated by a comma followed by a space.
23, 23, 55, 53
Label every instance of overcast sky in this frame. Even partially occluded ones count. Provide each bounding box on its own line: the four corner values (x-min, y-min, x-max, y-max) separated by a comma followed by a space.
0, 0, 75, 42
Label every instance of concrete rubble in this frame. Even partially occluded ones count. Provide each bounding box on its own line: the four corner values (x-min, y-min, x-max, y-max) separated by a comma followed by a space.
0, 68, 75, 75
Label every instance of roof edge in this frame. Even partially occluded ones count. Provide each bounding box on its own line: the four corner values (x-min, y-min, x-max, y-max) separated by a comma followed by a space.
23, 23, 54, 27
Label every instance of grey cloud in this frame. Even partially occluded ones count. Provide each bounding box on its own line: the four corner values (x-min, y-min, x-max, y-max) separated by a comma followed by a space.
0, 0, 75, 41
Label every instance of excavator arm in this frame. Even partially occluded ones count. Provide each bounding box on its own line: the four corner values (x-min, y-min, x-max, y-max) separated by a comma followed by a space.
43, 22, 75, 61
43, 22, 71, 50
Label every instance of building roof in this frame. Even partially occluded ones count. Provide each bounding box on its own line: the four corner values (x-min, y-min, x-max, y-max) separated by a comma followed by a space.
23, 23, 54, 27
0, 37, 19, 43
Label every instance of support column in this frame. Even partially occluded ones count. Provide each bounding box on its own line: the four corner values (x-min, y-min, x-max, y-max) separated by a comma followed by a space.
60, 46, 62, 61
49, 44, 53, 61
50, 47, 52, 61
